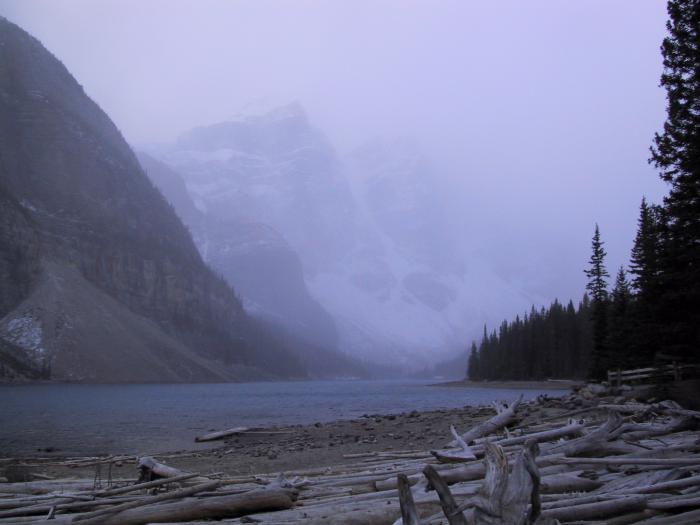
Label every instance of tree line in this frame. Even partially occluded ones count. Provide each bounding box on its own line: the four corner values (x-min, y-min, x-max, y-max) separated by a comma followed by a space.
467, 298, 593, 381
468, 0, 699, 381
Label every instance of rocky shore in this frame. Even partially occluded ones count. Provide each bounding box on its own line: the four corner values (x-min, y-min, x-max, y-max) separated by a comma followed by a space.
1, 383, 699, 524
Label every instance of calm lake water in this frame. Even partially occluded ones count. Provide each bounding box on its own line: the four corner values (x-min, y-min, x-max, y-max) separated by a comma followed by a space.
0, 380, 566, 456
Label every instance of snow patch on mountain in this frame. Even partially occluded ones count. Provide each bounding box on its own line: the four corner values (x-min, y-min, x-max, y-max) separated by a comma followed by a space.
1, 314, 45, 360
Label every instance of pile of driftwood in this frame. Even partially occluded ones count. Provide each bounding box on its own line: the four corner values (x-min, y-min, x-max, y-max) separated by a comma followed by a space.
1, 386, 699, 524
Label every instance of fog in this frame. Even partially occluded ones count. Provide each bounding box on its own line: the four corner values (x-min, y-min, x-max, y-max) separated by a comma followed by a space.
0, 0, 670, 365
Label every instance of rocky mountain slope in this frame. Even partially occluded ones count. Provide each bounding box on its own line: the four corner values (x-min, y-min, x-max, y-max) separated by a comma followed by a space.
0, 17, 307, 382
137, 153, 363, 378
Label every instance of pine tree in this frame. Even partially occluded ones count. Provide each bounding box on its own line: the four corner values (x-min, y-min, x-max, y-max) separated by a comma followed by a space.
585, 225, 609, 303
467, 342, 480, 380
649, 0, 700, 363
584, 224, 610, 380
607, 267, 632, 368
628, 199, 664, 363
629, 198, 662, 296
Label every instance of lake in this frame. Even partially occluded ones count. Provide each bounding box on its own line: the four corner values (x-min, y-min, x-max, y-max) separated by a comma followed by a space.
0, 380, 567, 456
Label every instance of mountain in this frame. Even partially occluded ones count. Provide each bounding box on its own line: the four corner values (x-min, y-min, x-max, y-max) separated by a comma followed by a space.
347, 138, 461, 273
326, 138, 542, 368
136, 152, 366, 378
136, 153, 346, 360
0, 17, 307, 382
148, 105, 540, 371
159, 102, 356, 274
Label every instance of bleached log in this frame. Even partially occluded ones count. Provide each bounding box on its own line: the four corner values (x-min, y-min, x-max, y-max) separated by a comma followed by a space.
599, 403, 654, 414
590, 468, 681, 495
614, 416, 697, 441
633, 473, 700, 495
448, 441, 541, 524
0, 480, 98, 495
648, 495, 700, 510
540, 495, 648, 521
138, 457, 188, 480
397, 474, 422, 525
0, 495, 138, 519
94, 473, 201, 497
136, 457, 208, 484
85, 487, 296, 525
422, 465, 468, 525
227, 496, 439, 525
545, 411, 634, 457
268, 473, 309, 490
555, 456, 700, 466
593, 510, 661, 524
194, 427, 249, 442
634, 508, 700, 524
0, 495, 91, 511
472, 441, 540, 525
505, 440, 541, 524
436, 419, 585, 464
450, 395, 523, 446
539, 471, 602, 494
72, 480, 221, 524
543, 493, 627, 511
375, 453, 565, 493
489, 418, 585, 448
295, 478, 476, 515
431, 426, 477, 463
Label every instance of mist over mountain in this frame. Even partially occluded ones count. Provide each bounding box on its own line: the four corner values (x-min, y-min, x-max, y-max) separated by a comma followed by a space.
0, 17, 312, 382
0, 0, 671, 381
146, 103, 541, 371
164, 103, 355, 274
137, 152, 364, 378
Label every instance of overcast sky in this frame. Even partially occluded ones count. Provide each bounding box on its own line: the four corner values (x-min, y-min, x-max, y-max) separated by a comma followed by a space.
0, 0, 670, 306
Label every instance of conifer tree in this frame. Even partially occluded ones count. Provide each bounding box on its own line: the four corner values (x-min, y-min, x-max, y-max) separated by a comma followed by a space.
607, 267, 632, 368
629, 198, 661, 295
650, 0, 700, 363
629, 199, 664, 362
584, 225, 610, 379
465, 296, 593, 381
467, 342, 480, 380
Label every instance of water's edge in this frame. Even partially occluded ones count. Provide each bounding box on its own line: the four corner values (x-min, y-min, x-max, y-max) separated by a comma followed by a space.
0, 380, 567, 456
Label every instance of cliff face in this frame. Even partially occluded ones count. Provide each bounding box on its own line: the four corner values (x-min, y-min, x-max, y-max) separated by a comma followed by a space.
137, 152, 363, 378
0, 17, 306, 381
0, 185, 40, 319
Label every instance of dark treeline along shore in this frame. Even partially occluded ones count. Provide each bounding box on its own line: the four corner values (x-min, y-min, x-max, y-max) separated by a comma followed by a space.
468, 0, 700, 388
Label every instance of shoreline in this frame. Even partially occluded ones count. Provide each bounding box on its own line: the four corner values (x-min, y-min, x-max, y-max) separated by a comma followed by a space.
2, 392, 574, 478
3, 386, 699, 524
0, 380, 571, 458
432, 378, 580, 390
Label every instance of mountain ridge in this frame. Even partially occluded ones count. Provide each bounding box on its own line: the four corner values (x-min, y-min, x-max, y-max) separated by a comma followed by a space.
136, 152, 366, 379
0, 16, 307, 382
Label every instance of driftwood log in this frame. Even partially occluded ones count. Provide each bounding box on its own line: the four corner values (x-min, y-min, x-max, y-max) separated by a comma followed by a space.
194, 427, 249, 442
91, 487, 296, 525
449, 395, 523, 447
